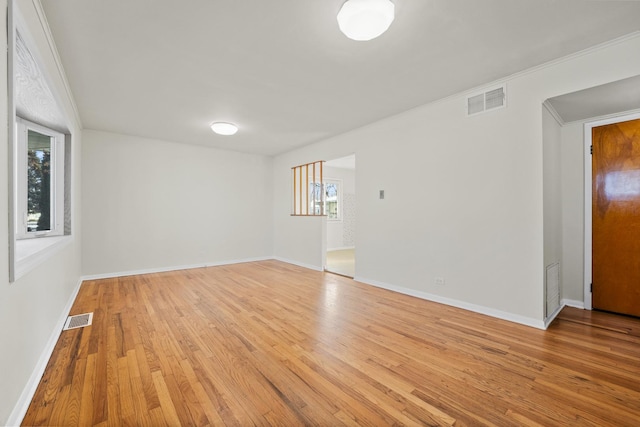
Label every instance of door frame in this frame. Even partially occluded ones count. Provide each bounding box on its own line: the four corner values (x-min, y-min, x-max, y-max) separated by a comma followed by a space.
322, 154, 356, 275
584, 111, 640, 310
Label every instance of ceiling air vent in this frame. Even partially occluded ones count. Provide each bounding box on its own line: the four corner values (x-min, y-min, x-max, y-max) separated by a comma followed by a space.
467, 84, 506, 116
63, 312, 93, 330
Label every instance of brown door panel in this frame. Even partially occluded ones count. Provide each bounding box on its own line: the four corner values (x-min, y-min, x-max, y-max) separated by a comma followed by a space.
592, 118, 640, 317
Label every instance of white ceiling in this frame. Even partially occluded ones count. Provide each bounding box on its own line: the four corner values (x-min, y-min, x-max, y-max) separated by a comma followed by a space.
40, 0, 640, 156
547, 75, 640, 124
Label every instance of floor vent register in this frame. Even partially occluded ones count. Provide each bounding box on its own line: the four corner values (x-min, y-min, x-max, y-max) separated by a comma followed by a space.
63, 312, 94, 330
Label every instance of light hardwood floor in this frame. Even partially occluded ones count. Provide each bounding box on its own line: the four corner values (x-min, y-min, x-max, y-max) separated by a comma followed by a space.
22, 260, 640, 426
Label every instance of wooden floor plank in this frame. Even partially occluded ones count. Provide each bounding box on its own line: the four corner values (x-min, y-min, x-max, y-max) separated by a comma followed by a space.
21, 260, 640, 426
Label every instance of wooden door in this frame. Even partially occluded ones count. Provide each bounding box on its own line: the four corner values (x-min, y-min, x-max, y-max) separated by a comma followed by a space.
592, 118, 640, 317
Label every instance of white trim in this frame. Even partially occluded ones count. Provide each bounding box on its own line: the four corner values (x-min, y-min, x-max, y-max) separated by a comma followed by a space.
544, 303, 564, 329
82, 257, 274, 281
6, 277, 84, 427
584, 120, 592, 310
8, 0, 17, 282
15, 118, 66, 239
562, 298, 585, 309
543, 299, 587, 330
324, 178, 343, 221
461, 32, 640, 101
465, 32, 640, 119
273, 257, 323, 272
563, 107, 640, 127
14, 235, 73, 280
354, 276, 546, 330
542, 100, 565, 126
584, 111, 640, 311
327, 246, 355, 252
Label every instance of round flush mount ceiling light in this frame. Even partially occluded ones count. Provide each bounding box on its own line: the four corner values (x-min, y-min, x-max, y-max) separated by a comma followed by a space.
337, 0, 395, 41
210, 122, 238, 136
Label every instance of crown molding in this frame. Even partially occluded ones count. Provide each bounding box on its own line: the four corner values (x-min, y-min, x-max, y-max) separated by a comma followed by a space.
542, 100, 565, 126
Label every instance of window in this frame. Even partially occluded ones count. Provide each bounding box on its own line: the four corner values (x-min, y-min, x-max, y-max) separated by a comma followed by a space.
309, 182, 324, 215
15, 118, 65, 239
309, 179, 341, 221
9, 12, 74, 281
325, 180, 341, 220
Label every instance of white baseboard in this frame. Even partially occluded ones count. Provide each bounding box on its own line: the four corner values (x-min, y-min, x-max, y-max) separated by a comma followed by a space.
544, 303, 565, 329
273, 256, 323, 272
561, 298, 585, 309
82, 256, 274, 281
327, 246, 355, 252
6, 277, 84, 427
354, 276, 546, 330
544, 298, 588, 328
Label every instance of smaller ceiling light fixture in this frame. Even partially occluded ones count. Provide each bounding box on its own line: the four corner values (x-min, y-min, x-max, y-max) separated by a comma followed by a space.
337, 0, 395, 41
210, 122, 238, 136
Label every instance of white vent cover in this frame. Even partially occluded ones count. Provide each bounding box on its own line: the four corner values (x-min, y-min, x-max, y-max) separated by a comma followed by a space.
545, 263, 560, 317
467, 85, 506, 116
63, 312, 93, 330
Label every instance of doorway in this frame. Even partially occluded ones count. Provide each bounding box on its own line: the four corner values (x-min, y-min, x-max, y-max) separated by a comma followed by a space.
590, 116, 640, 317
544, 76, 640, 316
323, 154, 355, 278
585, 113, 640, 316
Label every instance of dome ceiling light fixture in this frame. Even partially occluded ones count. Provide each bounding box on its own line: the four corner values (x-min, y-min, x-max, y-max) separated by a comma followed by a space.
210, 122, 238, 136
337, 0, 395, 41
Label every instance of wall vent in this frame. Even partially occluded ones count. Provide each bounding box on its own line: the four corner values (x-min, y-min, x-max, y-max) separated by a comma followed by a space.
545, 263, 560, 317
63, 312, 93, 330
466, 84, 506, 116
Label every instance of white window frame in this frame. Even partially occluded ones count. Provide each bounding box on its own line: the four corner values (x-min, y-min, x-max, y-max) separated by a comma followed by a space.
15, 117, 65, 239
307, 179, 342, 220
324, 179, 342, 222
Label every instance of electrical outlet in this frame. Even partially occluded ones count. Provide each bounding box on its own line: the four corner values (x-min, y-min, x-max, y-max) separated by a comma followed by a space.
434, 277, 445, 286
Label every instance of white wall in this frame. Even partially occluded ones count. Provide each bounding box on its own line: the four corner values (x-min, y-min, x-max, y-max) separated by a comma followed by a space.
0, 0, 83, 424
273, 34, 640, 327
542, 105, 563, 317
561, 122, 586, 304
325, 166, 355, 250
274, 140, 357, 269
543, 105, 563, 283
82, 130, 274, 276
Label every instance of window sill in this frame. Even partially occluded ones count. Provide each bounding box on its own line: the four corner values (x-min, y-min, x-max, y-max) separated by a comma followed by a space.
14, 235, 73, 280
